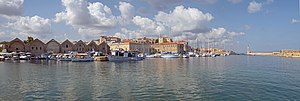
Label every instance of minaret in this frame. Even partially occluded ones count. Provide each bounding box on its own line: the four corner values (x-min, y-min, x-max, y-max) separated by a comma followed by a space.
247, 45, 251, 54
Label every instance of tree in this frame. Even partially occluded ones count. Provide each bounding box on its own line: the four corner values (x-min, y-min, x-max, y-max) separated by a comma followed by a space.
28, 36, 33, 42
24, 36, 34, 44
155, 39, 159, 43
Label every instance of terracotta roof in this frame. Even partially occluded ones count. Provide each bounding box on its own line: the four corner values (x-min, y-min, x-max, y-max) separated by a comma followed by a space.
122, 39, 133, 43
153, 42, 182, 45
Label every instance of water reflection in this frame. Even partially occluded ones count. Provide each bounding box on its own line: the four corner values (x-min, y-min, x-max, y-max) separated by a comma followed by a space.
1, 56, 300, 100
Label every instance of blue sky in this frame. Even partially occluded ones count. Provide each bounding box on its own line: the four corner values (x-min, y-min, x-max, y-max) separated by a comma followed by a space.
0, 0, 299, 52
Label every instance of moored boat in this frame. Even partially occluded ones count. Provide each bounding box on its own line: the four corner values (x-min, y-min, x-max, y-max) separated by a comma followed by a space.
93, 52, 108, 61
161, 52, 179, 58
146, 53, 161, 58
0, 54, 4, 61
71, 53, 93, 62
108, 50, 143, 62
57, 53, 73, 61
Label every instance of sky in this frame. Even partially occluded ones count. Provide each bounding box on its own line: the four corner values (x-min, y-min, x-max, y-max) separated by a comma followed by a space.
0, 0, 299, 52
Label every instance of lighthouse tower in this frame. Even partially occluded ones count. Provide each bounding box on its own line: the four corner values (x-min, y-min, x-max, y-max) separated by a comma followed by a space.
247, 45, 251, 54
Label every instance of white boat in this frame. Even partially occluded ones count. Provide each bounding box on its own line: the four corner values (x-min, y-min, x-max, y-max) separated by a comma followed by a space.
19, 55, 30, 60
19, 52, 31, 60
0, 52, 12, 60
71, 53, 93, 62
0, 55, 4, 61
57, 54, 73, 61
146, 53, 161, 58
181, 54, 189, 58
11, 52, 20, 60
188, 52, 196, 57
161, 53, 179, 58
108, 50, 143, 62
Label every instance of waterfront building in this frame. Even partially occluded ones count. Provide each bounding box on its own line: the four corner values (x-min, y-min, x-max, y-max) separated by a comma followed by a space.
177, 40, 192, 52
7, 38, 26, 52
5, 38, 112, 55
46, 39, 61, 53
86, 41, 99, 51
26, 39, 46, 56
98, 42, 110, 54
151, 42, 184, 53
73, 40, 86, 53
109, 42, 150, 54
61, 39, 74, 53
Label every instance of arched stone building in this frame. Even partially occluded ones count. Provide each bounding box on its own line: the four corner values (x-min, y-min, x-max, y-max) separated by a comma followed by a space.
46, 39, 61, 53
26, 39, 46, 56
98, 42, 110, 54
86, 41, 99, 51
61, 39, 74, 53
74, 40, 86, 53
7, 38, 26, 52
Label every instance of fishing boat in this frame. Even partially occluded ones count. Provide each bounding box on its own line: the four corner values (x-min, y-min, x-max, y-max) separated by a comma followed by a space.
108, 50, 143, 62
93, 52, 108, 61
71, 53, 93, 62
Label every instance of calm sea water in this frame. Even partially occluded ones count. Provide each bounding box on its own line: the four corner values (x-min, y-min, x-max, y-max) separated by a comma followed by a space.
1, 56, 300, 100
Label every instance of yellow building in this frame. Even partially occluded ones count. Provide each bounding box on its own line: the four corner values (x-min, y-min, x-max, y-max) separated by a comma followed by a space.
151, 42, 184, 53
109, 42, 151, 54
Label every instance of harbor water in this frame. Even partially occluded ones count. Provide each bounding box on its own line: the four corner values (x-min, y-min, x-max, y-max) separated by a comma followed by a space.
1, 56, 300, 100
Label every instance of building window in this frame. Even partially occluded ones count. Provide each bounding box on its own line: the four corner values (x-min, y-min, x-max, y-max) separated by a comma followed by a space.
32, 47, 34, 50
40, 47, 42, 50
36, 47, 38, 50
66, 45, 68, 48
16, 48, 18, 50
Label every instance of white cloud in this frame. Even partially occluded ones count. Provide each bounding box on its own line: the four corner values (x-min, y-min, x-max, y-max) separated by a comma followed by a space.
117, 5, 244, 47
291, 18, 300, 24
190, 27, 244, 47
54, 0, 117, 38
131, 16, 168, 37
155, 5, 213, 33
119, 2, 135, 20
118, 2, 135, 25
227, 0, 242, 4
0, 0, 23, 16
248, 1, 262, 13
7, 15, 51, 37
